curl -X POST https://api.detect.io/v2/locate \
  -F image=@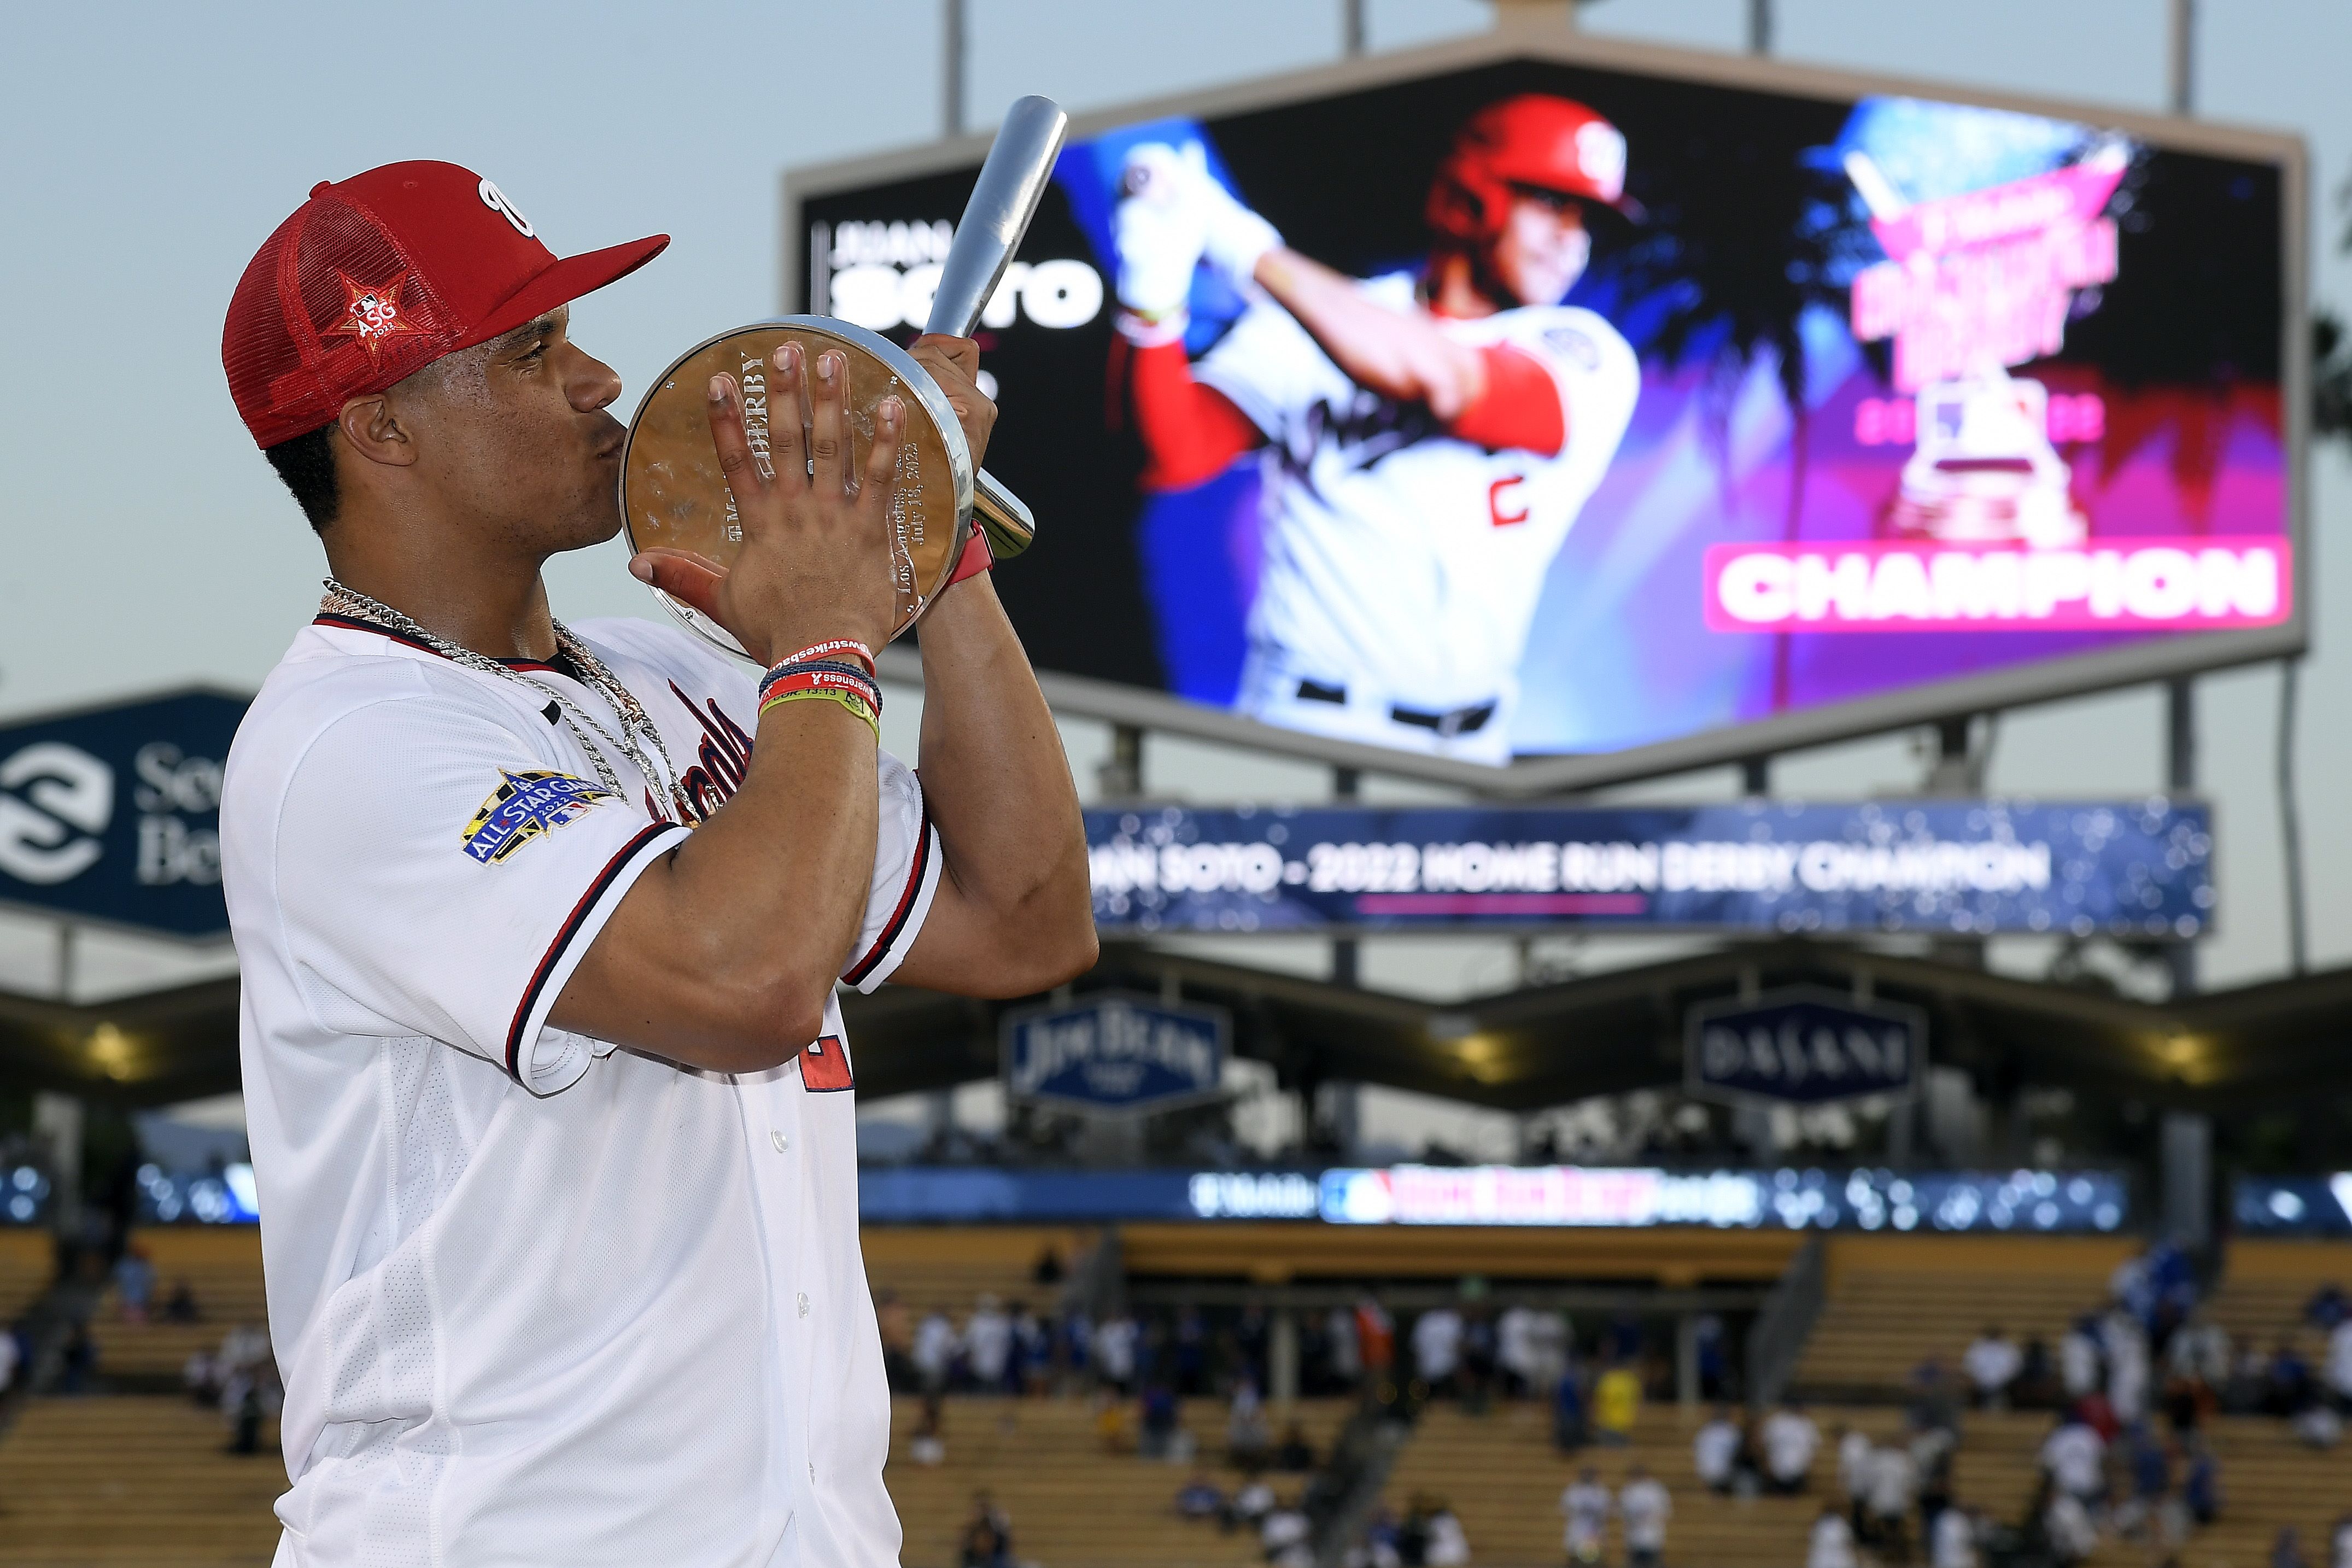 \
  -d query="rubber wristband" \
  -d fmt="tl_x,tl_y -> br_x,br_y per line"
757,668 -> 881,713
947,529 -> 994,588
774,639 -> 876,676
759,686 -> 879,741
